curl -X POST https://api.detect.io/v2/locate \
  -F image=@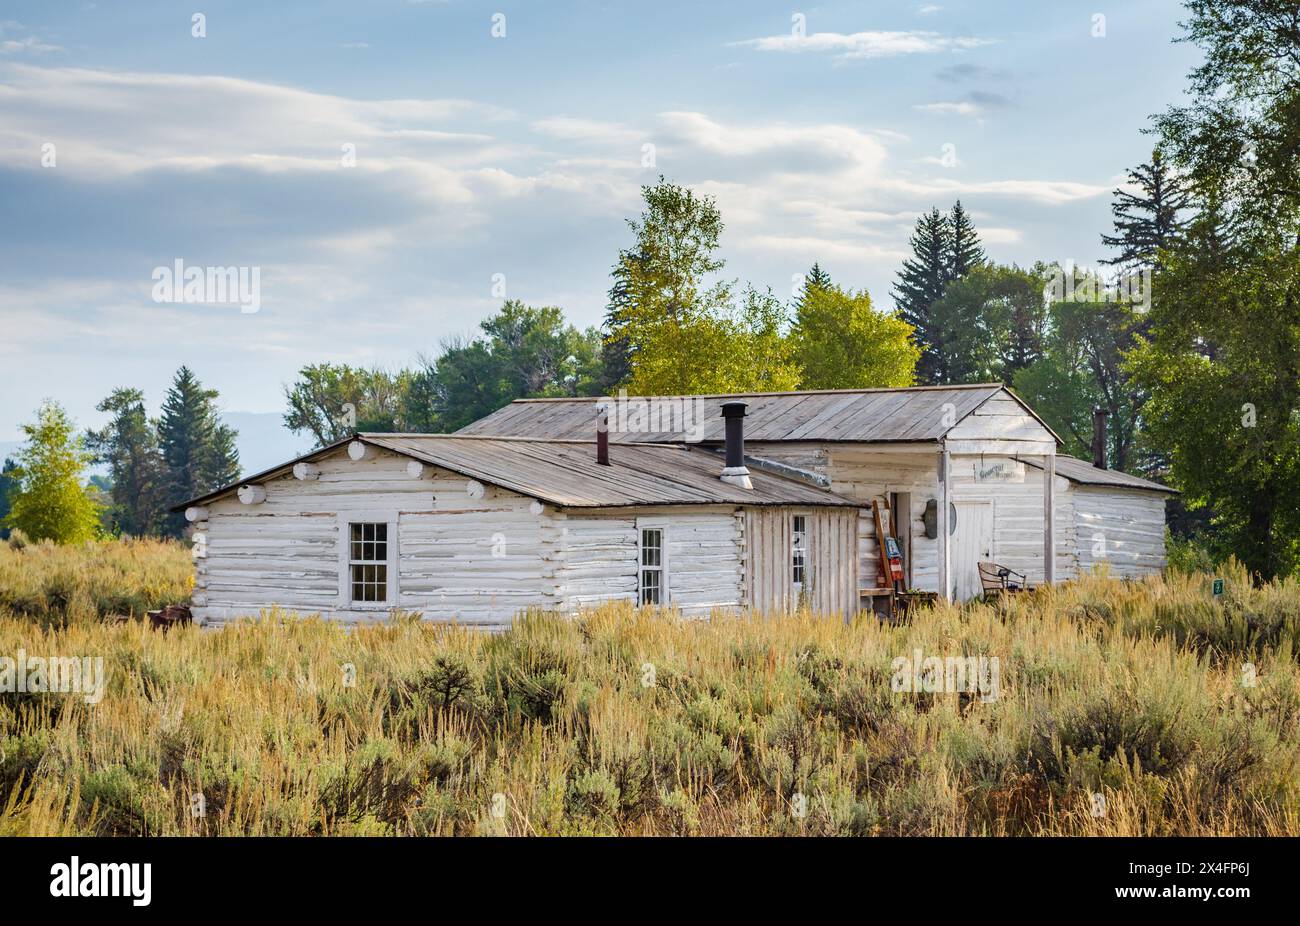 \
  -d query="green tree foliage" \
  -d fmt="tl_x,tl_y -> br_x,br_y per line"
423,301 -> 607,431
1101,148 -> 1190,272
0,458 -> 18,540
947,201 -> 986,279
922,263 -> 1046,385
283,364 -> 416,447
158,367 -> 241,537
1128,0 -> 1300,580
894,207 -> 950,383
792,284 -> 919,389
600,177 -> 801,395
86,388 -> 167,537
1013,281 -> 1143,469
3,401 -> 100,544
894,202 -> 989,384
